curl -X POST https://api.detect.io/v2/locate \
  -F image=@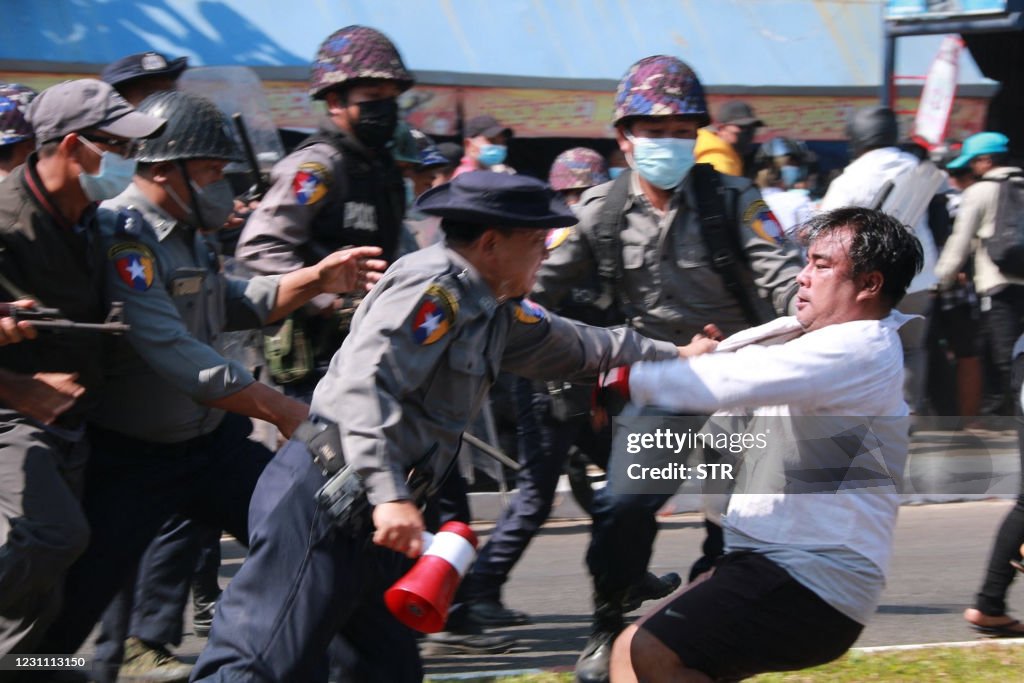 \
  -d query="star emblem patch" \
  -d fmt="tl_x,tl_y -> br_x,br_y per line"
545,227 -> 572,251
743,200 -> 785,245
411,283 -> 459,345
108,242 -> 155,291
293,162 -> 330,206
514,298 -> 546,324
